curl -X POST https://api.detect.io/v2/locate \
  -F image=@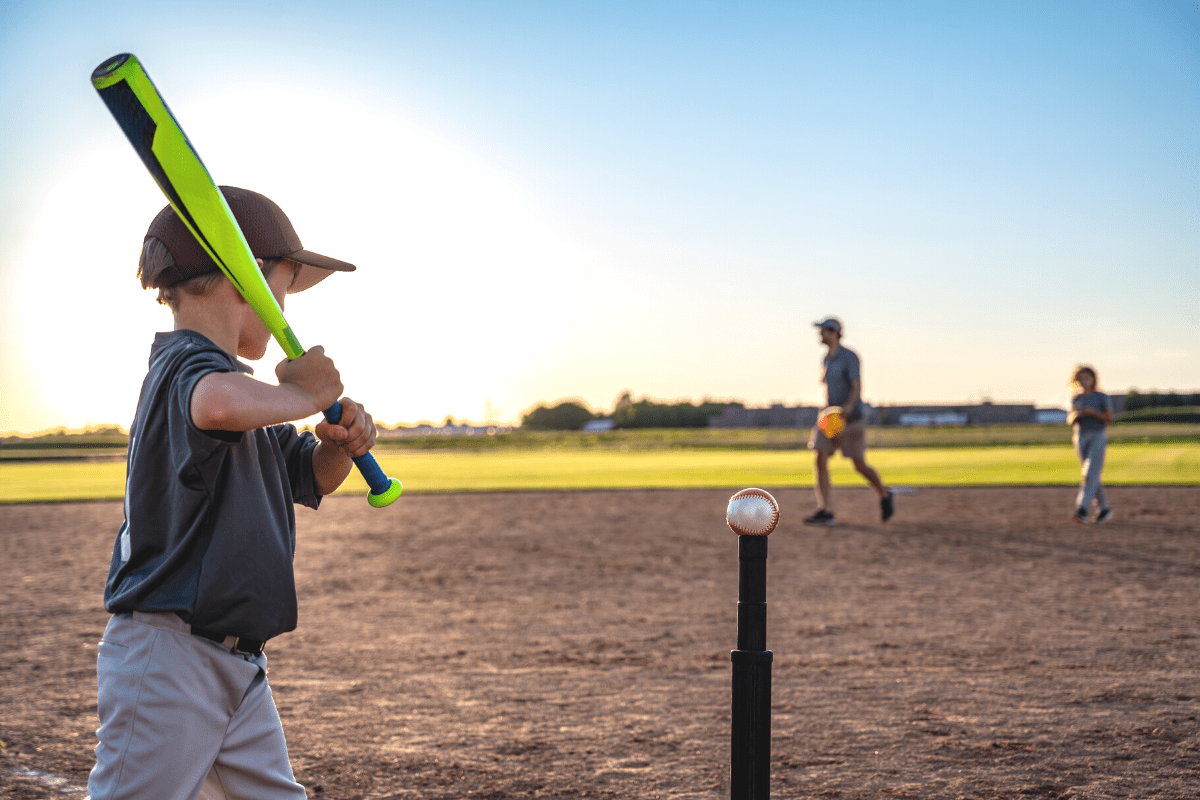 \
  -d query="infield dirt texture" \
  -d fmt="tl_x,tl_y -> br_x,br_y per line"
3,486 -> 1199,798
